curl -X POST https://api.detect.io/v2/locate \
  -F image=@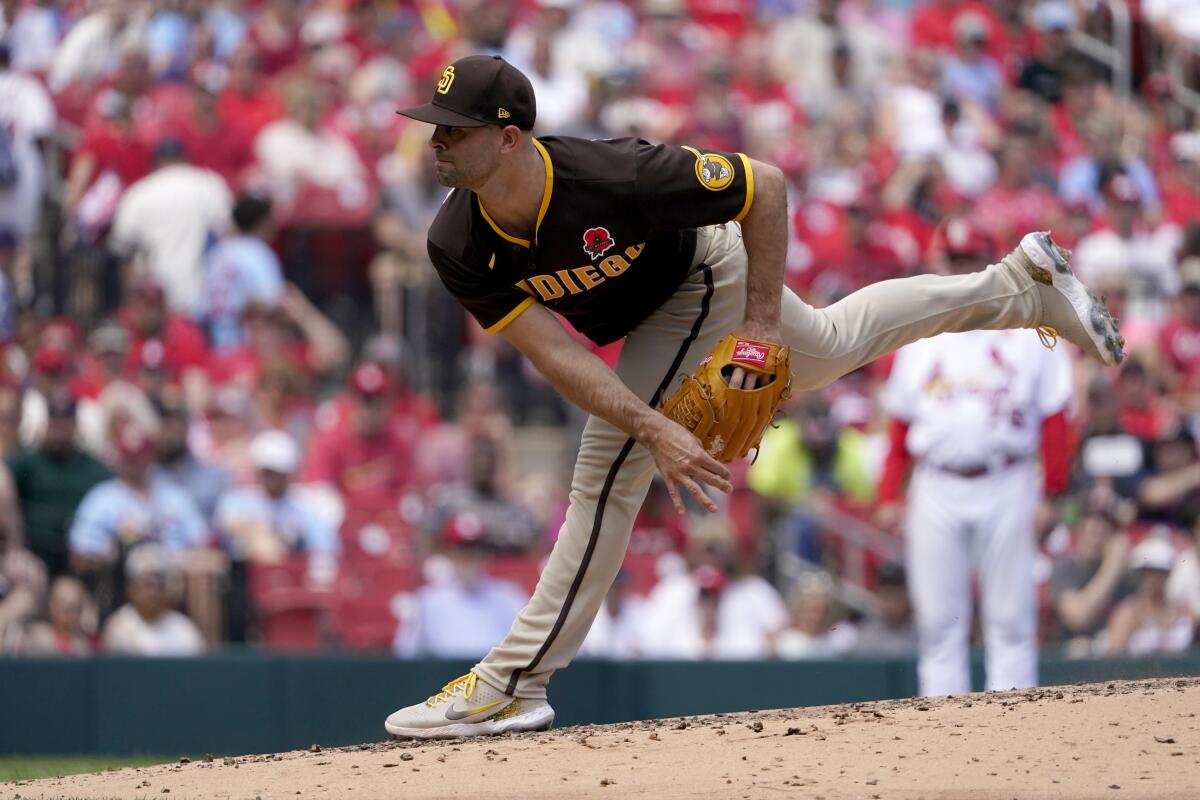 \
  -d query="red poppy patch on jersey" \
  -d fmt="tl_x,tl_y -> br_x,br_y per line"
582,227 -> 615,261
731,340 -> 769,368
